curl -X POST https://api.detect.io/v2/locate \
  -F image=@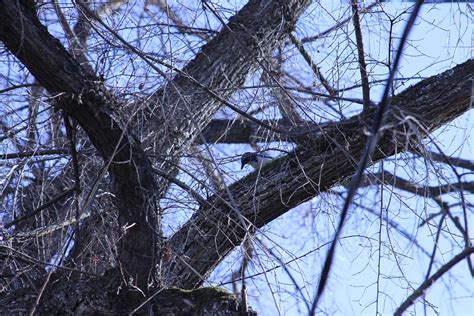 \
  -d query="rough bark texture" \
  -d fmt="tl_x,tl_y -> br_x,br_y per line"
0,273 -> 254,315
0,1 -> 158,289
143,0 -> 312,190
162,60 -> 473,288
